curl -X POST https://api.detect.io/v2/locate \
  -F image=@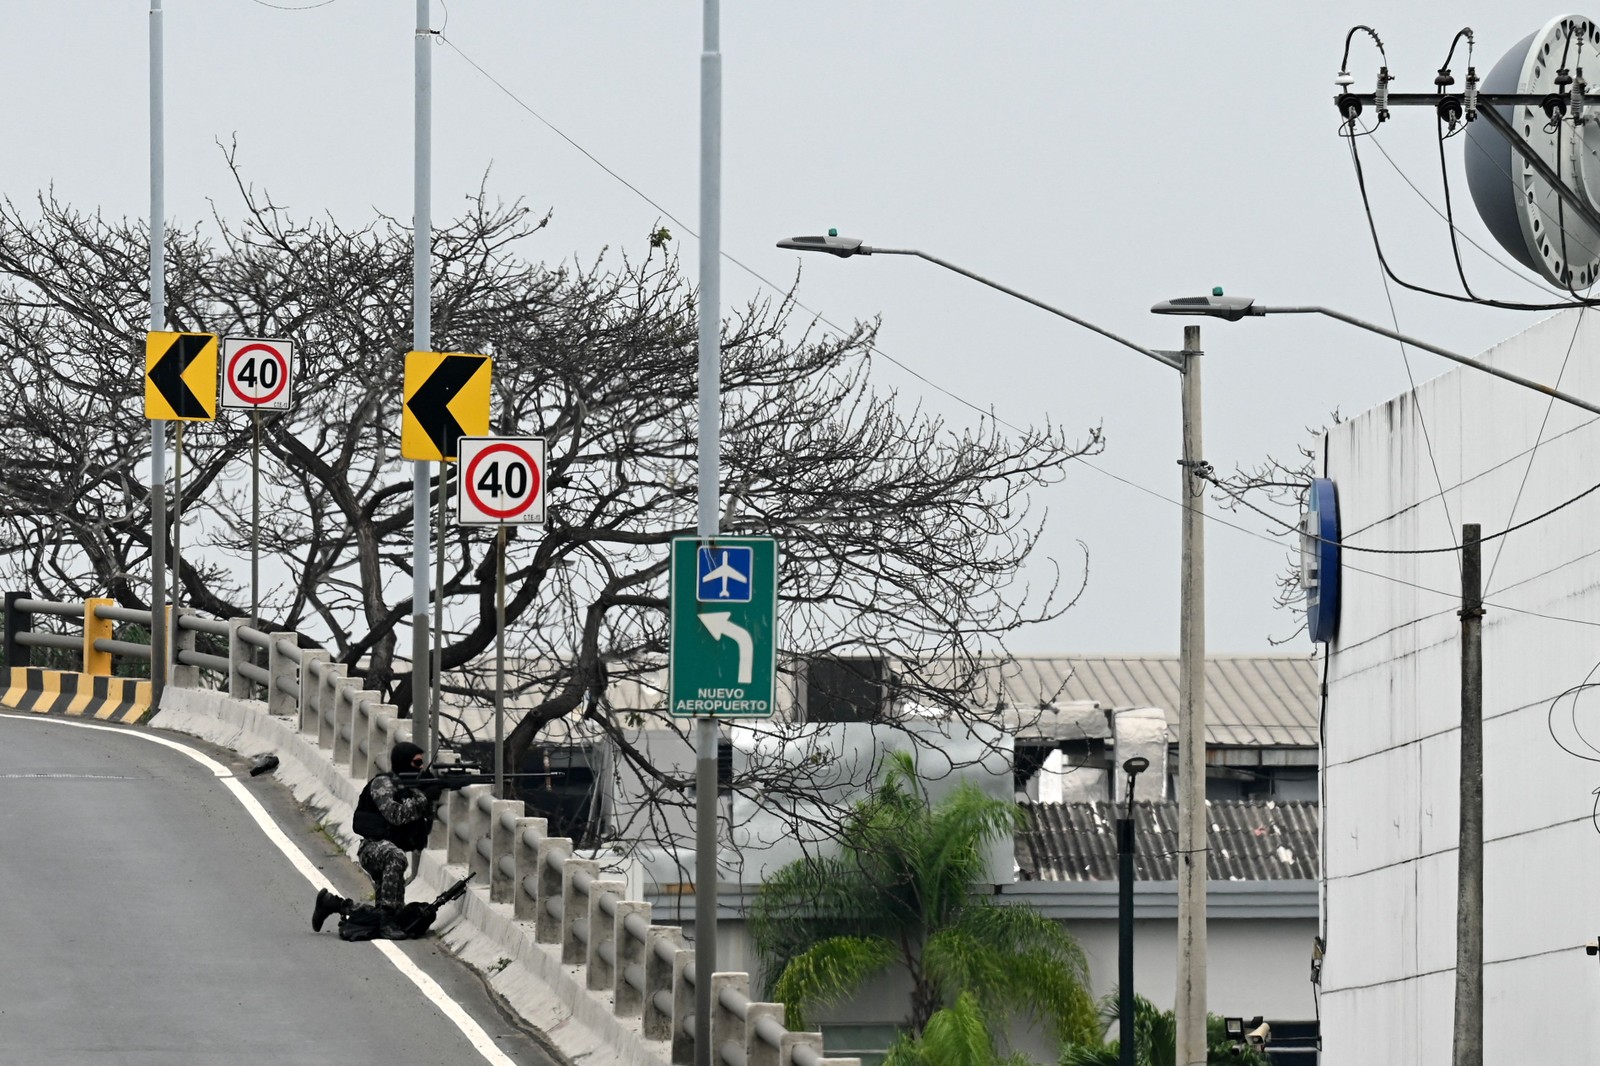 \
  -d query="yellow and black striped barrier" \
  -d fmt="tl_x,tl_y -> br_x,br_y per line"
1,667 -> 153,723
